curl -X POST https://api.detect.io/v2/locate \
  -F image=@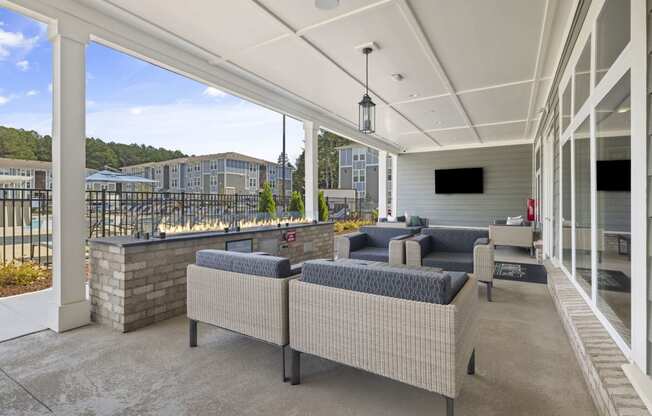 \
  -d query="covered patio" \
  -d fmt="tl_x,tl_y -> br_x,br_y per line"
0,0 -> 650,415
